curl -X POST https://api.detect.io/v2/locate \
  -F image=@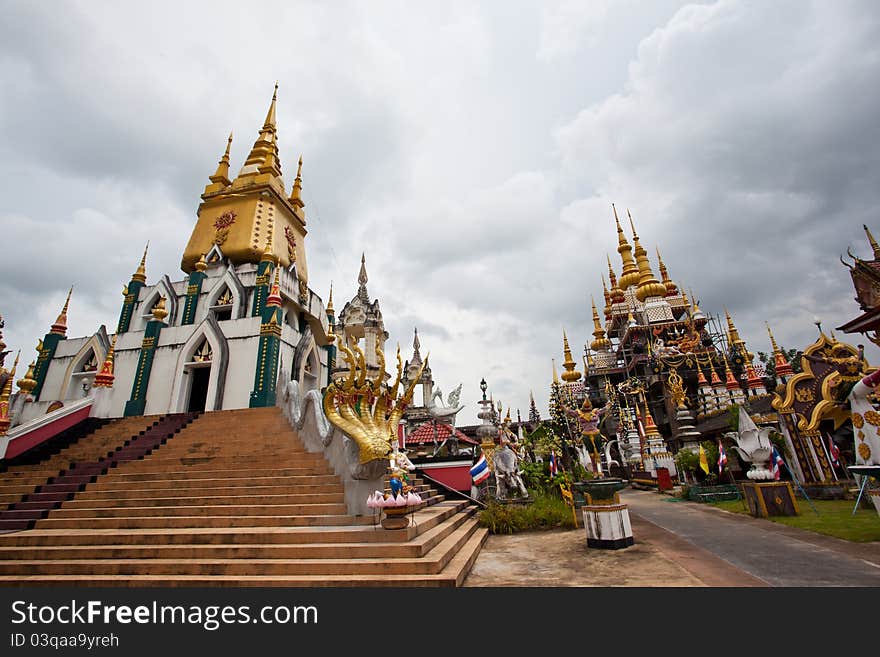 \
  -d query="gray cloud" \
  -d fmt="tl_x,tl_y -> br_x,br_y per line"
2,0 -> 879,422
